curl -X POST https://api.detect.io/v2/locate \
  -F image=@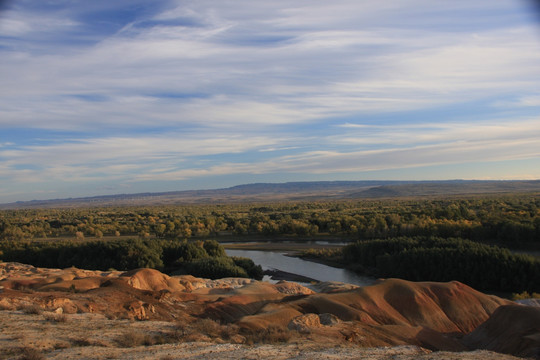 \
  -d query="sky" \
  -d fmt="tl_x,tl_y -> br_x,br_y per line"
1,0 -> 540,203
